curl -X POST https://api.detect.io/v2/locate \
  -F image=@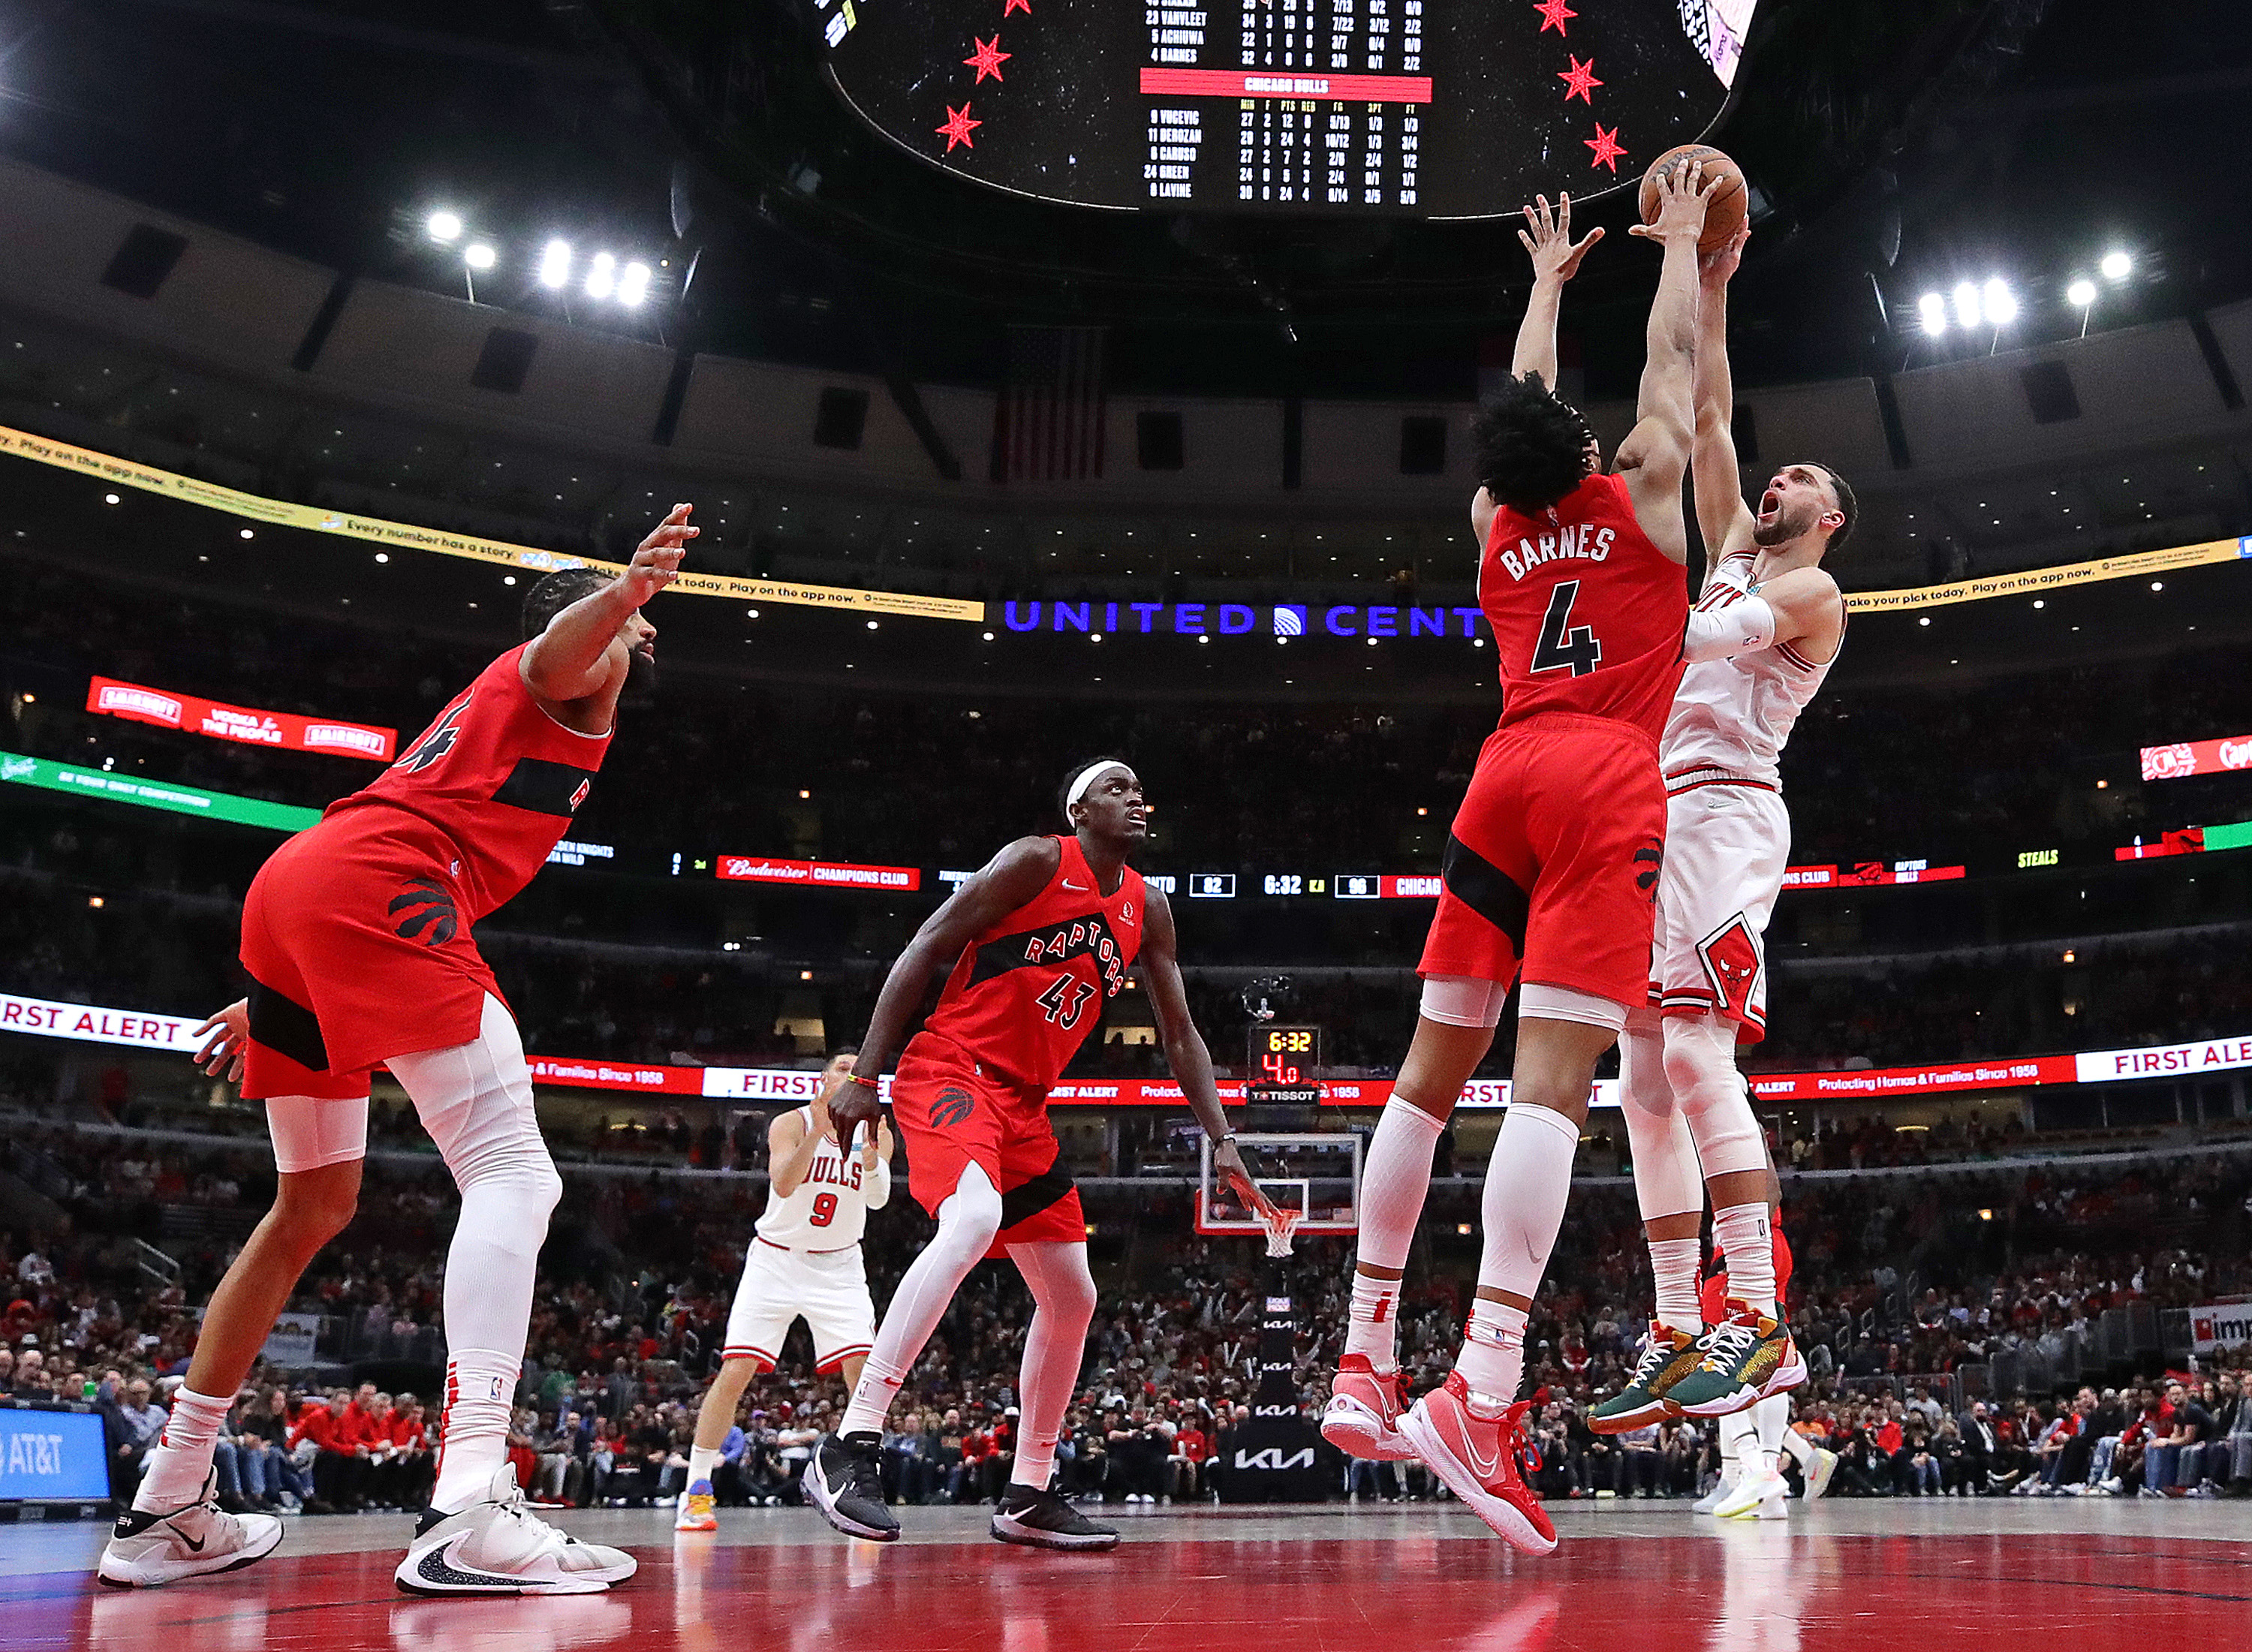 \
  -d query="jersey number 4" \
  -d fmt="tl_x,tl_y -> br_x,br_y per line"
1531,579 -> 1603,677
1037,972 -> 1099,1029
